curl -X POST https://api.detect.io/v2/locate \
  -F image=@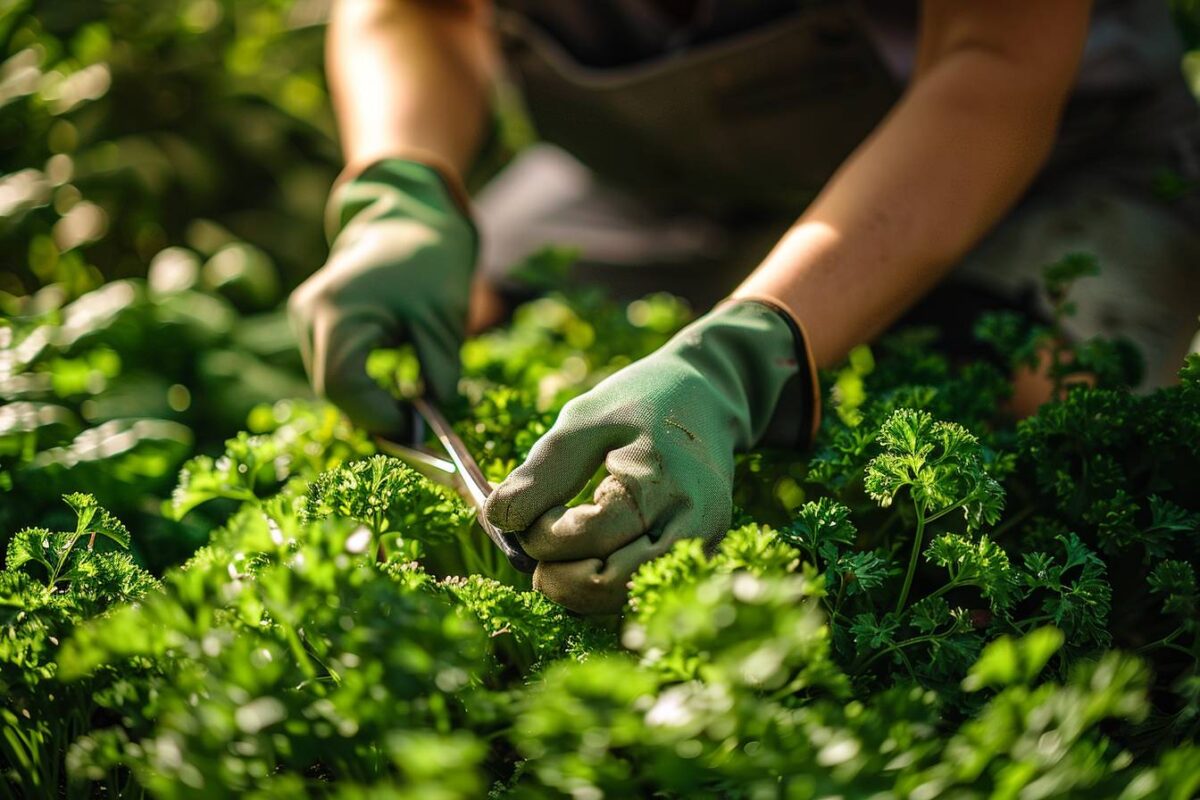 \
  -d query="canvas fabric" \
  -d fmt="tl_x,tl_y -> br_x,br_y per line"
289,160 -> 478,433
484,300 -> 812,613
